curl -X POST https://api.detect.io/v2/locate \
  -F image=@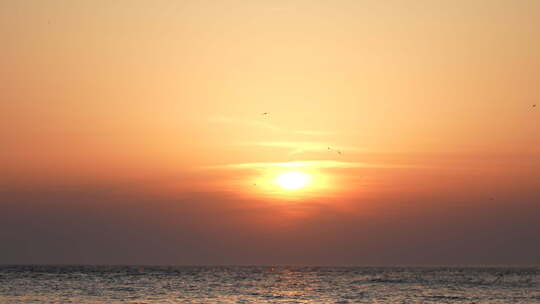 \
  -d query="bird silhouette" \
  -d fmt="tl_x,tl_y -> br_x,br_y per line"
328,147 -> 342,155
